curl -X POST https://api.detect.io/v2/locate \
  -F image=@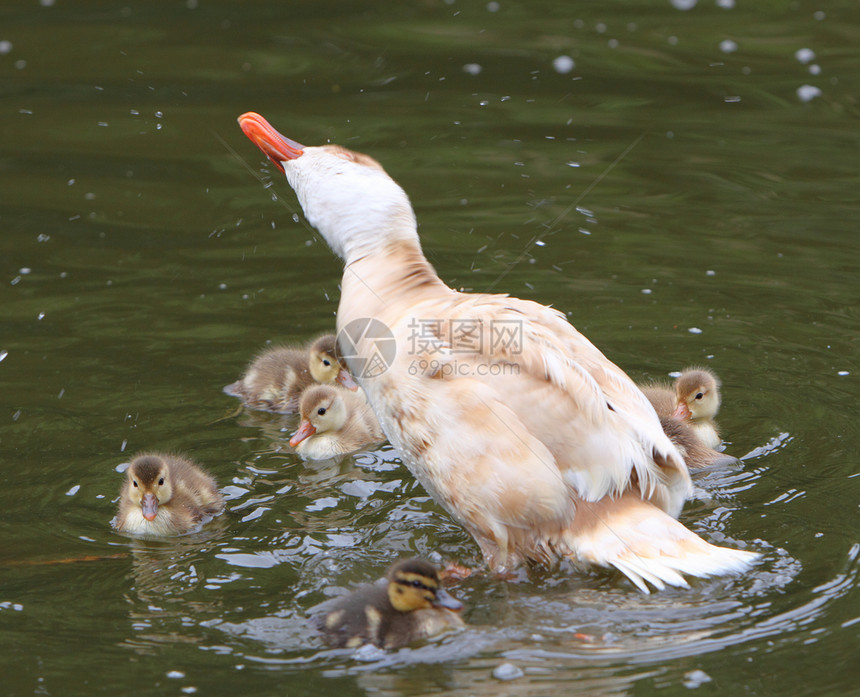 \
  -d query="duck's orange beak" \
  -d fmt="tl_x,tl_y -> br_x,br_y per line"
673,402 -> 692,420
141,493 -> 159,521
336,368 -> 359,392
290,420 -> 316,448
238,112 -> 304,174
